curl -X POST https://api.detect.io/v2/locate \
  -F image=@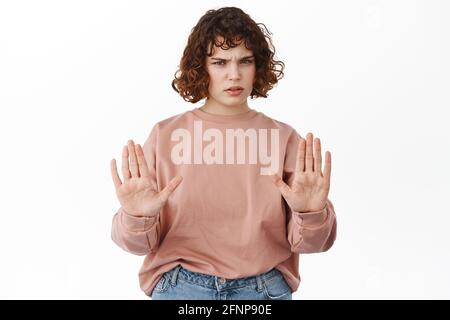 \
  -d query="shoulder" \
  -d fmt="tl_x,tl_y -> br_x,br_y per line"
156,110 -> 193,129
148,109 -> 195,135
255,110 -> 300,138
